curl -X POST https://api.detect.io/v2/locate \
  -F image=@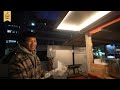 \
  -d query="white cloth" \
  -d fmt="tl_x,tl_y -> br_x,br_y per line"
42,61 -> 68,79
